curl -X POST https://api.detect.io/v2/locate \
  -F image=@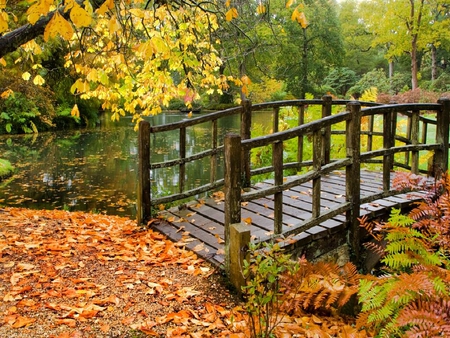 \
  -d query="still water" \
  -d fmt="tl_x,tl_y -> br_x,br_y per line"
0,111 -> 273,218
